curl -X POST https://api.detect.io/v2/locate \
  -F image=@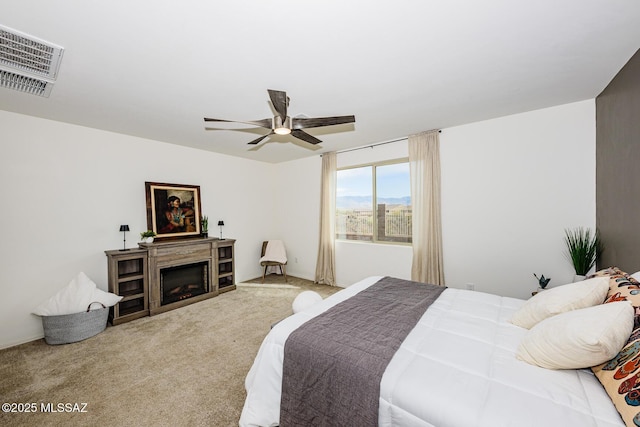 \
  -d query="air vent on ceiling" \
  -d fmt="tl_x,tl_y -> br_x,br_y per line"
0,69 -> 53,97
0,24 -> 63,97
0,24 -> 64,79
